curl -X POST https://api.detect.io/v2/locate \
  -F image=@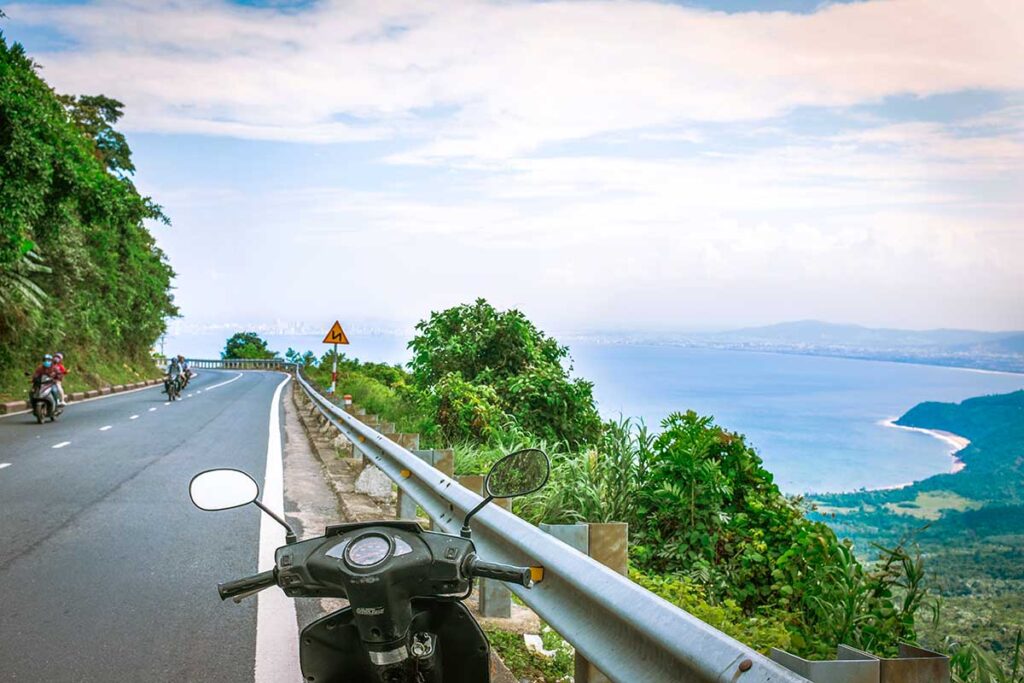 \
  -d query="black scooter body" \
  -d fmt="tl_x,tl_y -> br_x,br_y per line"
301,599 -> 490,683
